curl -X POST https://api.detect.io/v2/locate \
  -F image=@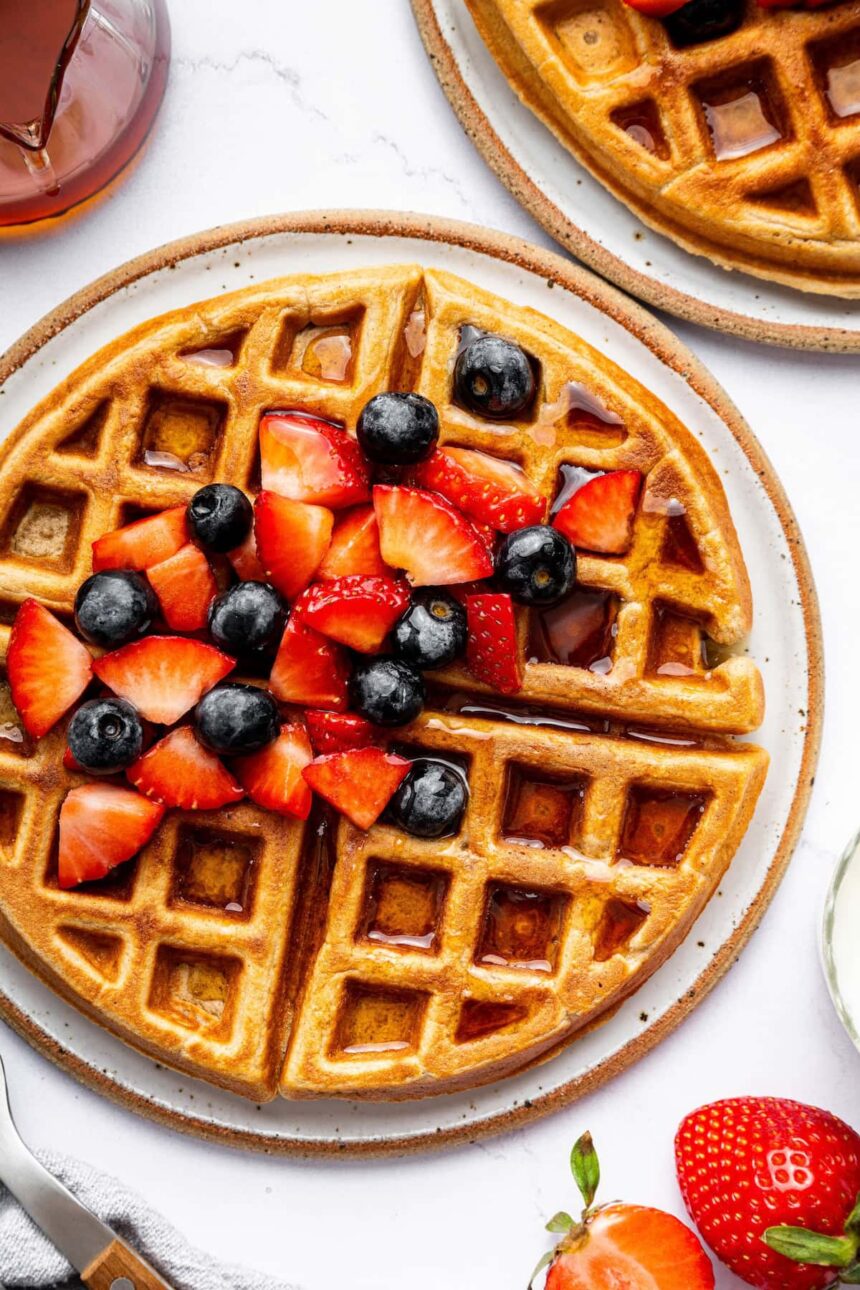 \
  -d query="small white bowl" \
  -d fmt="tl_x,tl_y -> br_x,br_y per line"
823,831 -> 860,1052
